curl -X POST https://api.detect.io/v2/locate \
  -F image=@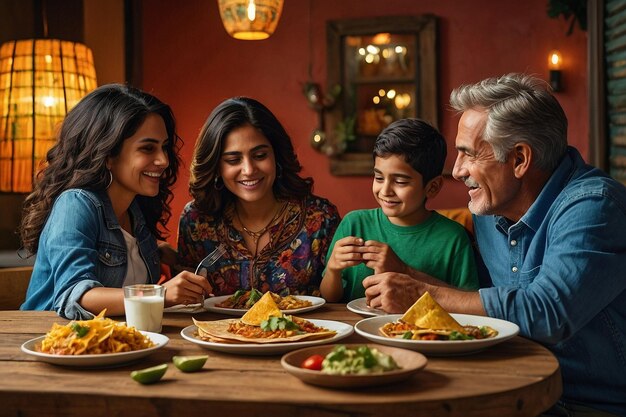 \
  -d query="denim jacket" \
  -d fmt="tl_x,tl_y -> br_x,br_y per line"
21,189 -> 160,320
476,147 -> 626,416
